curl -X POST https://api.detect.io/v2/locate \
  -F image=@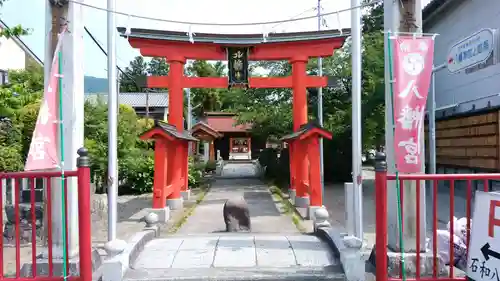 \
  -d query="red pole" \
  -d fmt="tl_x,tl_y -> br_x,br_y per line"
167,58 -> 185,204
288,141 -> 295,193
291,56 -> 309,204
308,138 -> 322,206
182,142 -> 189,191
167,140 -> 183,203
375,152 -> 388,281
168,58 -> 185,131
152,139 -> 167,208
76,148 -> 92,281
